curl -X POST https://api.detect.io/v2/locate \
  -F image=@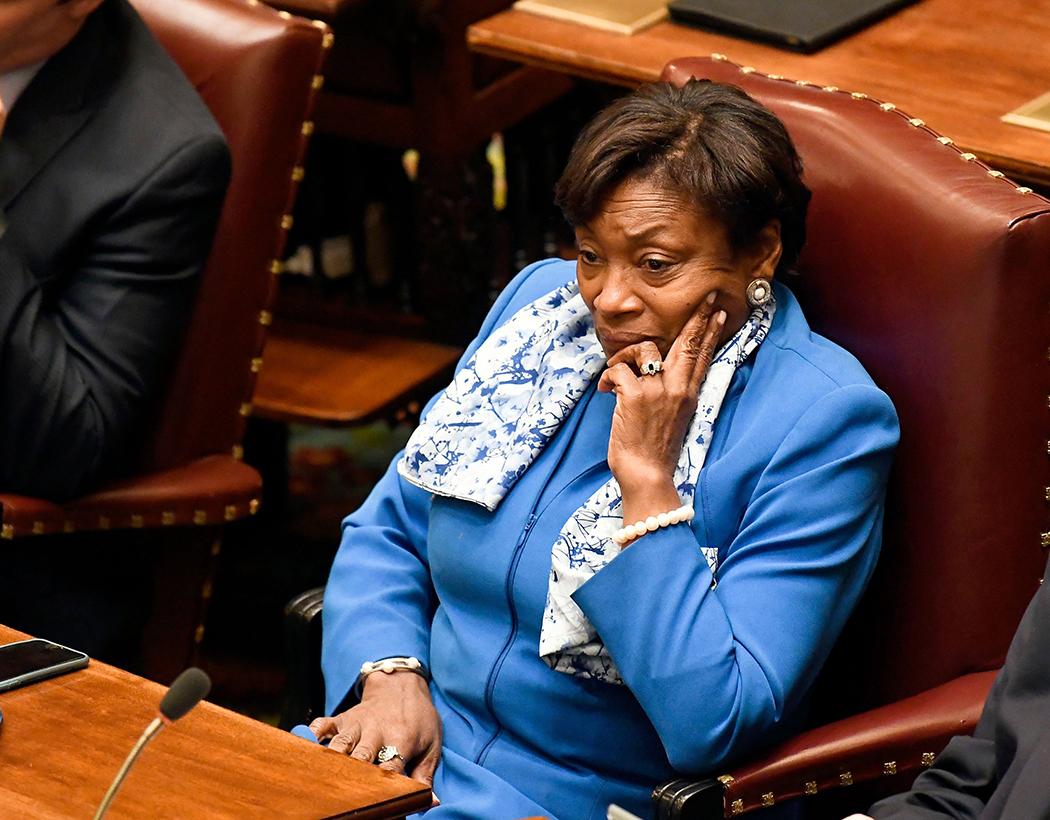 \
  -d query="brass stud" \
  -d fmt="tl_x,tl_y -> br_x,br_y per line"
731,800 -> 744,815
225,505 -> 237,522
302,121 -> 315,136
795,79 -> 811,86
131,515 -> 144,528
804,782 -> 818,795
851,91 -> 868,99
194,624 -> 206,644
1045,487 -> 1050,502
1046,439 -> 1050,455
250,358 -> 263,373
710,52 -> 727,60
717,775 -> 736,786
193,510 -> 208,525
740,66 -> 756,74
960,152 -> 977,161
988,170 -> 1005,178
1017,186 -> 1034,194
259,310 -> 273,326
938,136 -> 954,145
281,215 -> 294,231
908,118 -> 924,127
202,580 -> 213,600
292,166 -> 305,182
884,761 -> 897,775
232,444 -> 244,461
99,516 -> 111,530
761,793 -> 775,808
277,9 -> 291,18
1042,532 -> 1050,547
32,521 -> 44,535
322,32 -> 334,49
840,772 -> 853,787
271,259 -> 285,275
311,18 -> 327,29
767,74 -> 783,80
921,752 -> 935,767
249,499 -> 261,515
211,541 -> 222,557
161,511 -> 176,526
823,85 -> 839,92
879,102 -> 896,111
63,520 -> 75,534
311,74 -> 325,91
1,524 -> 13,540
239,402 -> 253,417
